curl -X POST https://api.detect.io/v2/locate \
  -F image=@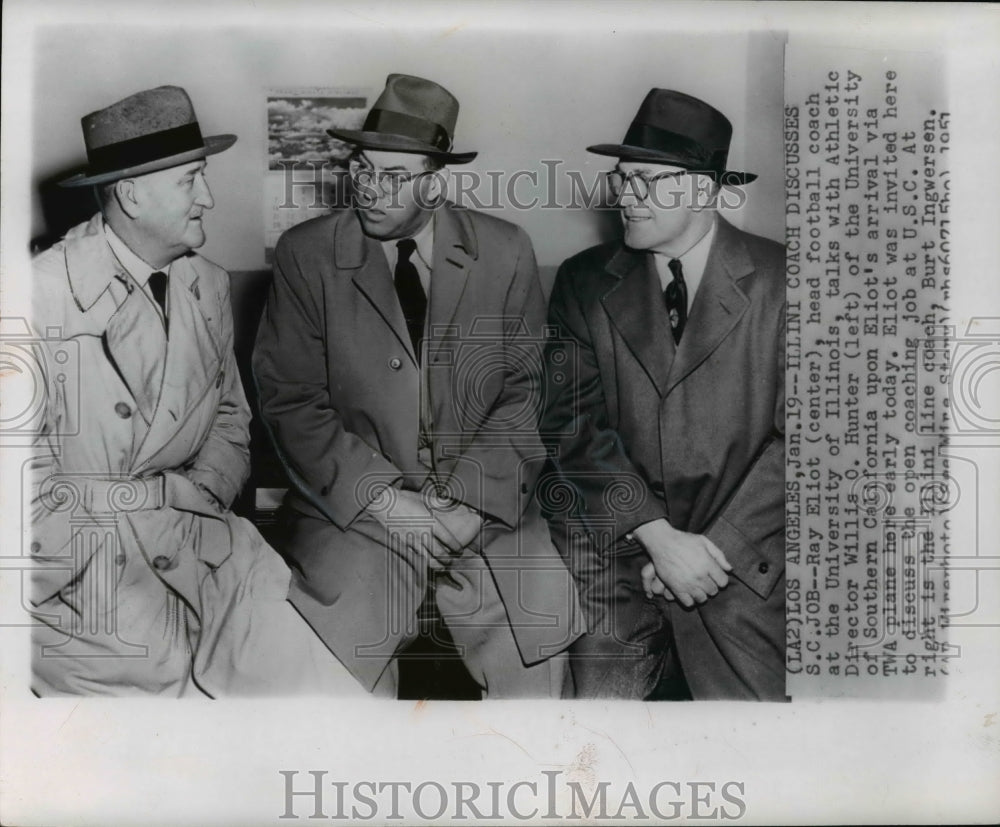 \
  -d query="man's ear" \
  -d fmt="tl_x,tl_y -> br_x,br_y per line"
689,174 -> 719,213
113,178 -> 141,219
421,166 -> 451,206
